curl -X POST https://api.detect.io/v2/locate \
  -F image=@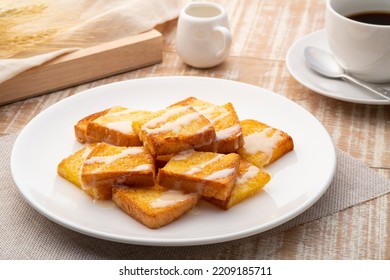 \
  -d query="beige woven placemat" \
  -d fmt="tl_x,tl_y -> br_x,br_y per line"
1,133 -> 389,259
